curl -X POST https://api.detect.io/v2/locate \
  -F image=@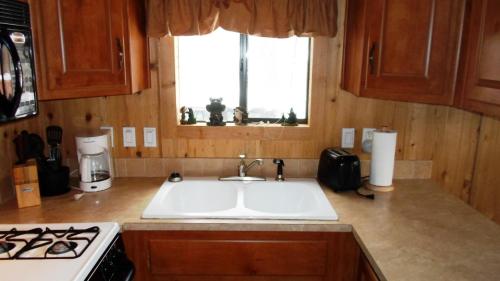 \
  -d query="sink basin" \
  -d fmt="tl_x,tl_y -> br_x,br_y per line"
143,180 -> 238,216
244,182 -> 320,214
142,178 -> 337,220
